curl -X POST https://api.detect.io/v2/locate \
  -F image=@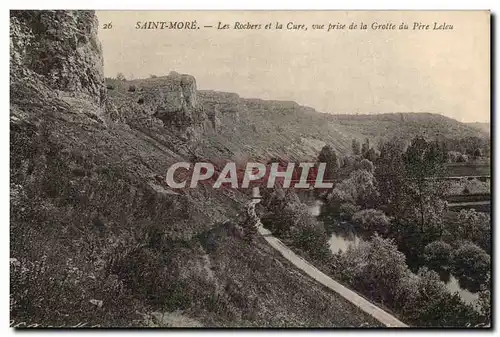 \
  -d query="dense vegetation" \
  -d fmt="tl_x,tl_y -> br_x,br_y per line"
260,135 -> 491,327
